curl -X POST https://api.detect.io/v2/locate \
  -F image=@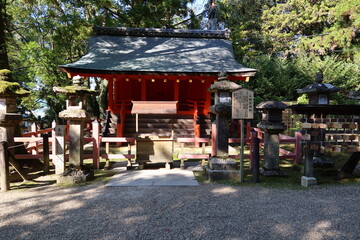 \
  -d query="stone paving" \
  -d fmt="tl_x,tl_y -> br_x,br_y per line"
106,168 -> 199,187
